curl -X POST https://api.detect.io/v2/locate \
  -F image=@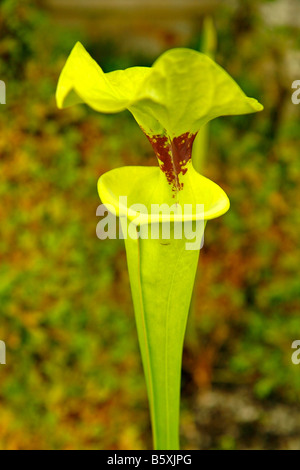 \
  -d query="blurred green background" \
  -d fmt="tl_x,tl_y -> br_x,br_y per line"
1,0 -> 300,450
